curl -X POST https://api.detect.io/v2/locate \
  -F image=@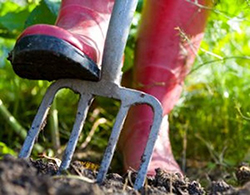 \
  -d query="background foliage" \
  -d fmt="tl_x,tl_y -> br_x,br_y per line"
0,0 -> 249,185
